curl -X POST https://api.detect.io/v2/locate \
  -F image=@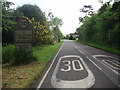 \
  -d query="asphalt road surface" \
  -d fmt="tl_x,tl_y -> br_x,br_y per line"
36,40 -> 120,90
